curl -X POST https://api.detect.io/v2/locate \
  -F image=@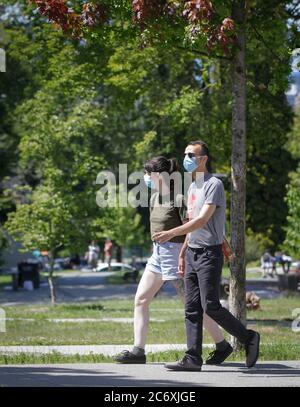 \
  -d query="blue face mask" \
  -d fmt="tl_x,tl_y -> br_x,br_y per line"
144,174 -> 156,189
183,156 -> 198,173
